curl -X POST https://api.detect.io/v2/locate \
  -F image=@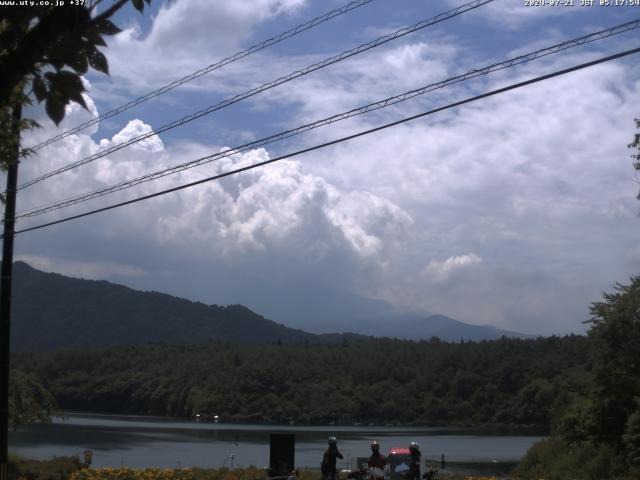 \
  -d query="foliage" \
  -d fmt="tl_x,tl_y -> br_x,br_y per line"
0,90 -> 39,175
586,276 -> 640,446
65,468 -> 504,480
8,368 -> 58,429
71,468 -> 196,480
70,467 -> 269,480
67,467 -> 498,480
9,463 -> 498,480
516,276 -> 640,479
513,436 -> 620,480
0,0 -> 151,169
623,402 -> 640,476
7,454 -> 82,480
630,118 -> 640,199
13,335 -> 591,429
